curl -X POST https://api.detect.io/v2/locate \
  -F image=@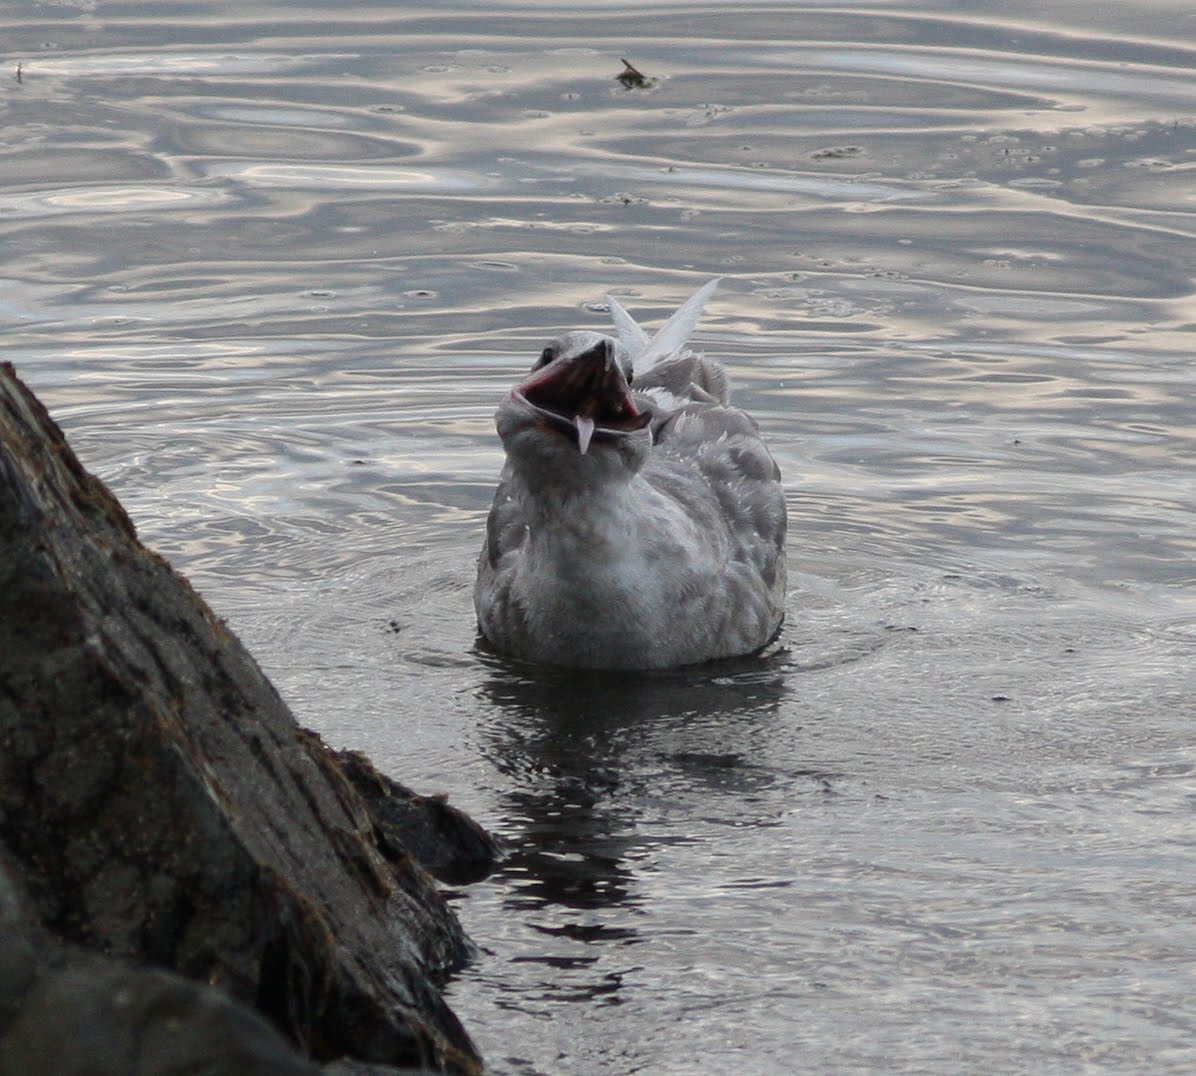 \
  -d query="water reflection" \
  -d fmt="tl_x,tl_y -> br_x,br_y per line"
473,653 -> 790,948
